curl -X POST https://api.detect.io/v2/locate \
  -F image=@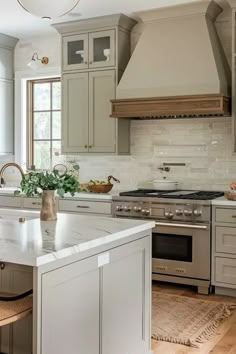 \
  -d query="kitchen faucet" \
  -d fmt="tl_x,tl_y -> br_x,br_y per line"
0,163 -> 24,187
